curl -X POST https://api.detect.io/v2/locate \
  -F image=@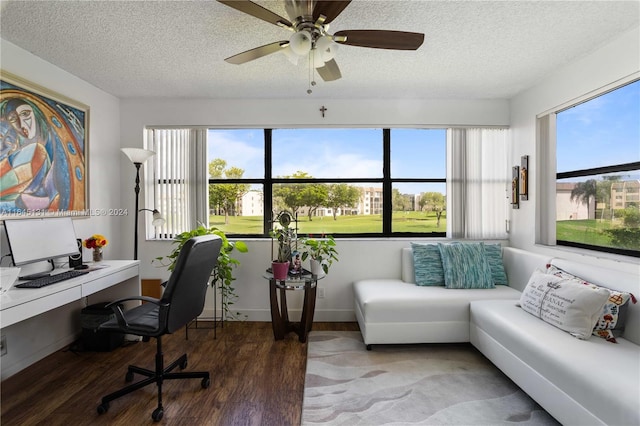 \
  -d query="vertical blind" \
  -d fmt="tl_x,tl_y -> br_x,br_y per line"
146,128 -> 208,238
447,128 -> 510,239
